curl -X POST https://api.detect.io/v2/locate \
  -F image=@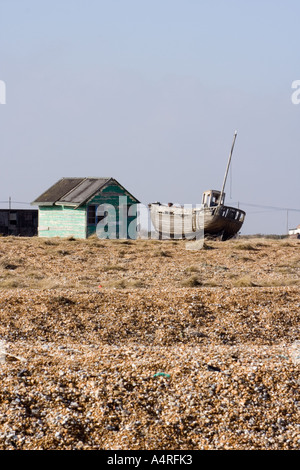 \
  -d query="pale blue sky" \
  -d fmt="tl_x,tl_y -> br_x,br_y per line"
0,0 -> 300,234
